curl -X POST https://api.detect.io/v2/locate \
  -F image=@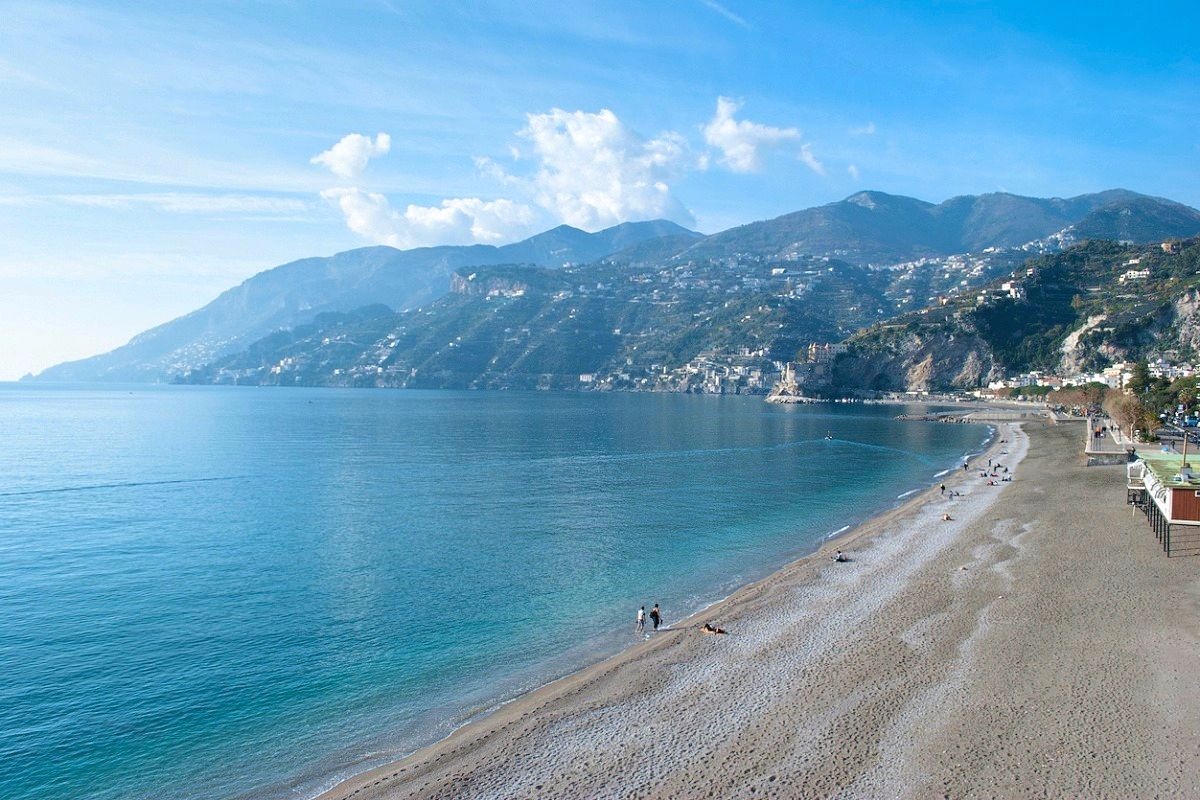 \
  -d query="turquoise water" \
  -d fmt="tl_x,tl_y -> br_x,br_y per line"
0,386 -> 987,800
